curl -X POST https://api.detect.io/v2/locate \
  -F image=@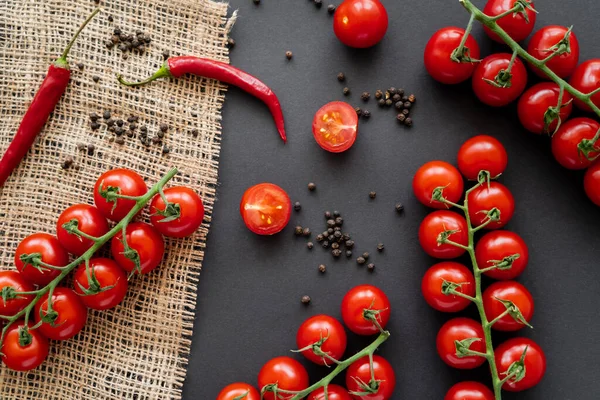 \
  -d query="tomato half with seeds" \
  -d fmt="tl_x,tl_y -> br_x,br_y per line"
346,355 -> 395,400
551,117 -> 600,170
150,186 -> 204,237
444,381 -> 494,400
472,54 -> 528,107
418,211 -> 468,259
93,168 -> 147,222
258,356 -> 309,400
56,204 -> 110,256
217,383 -> 260,400
1,322 -> 49,371
424,27 -> 481,85
475,230 -> 528,280
517,82 -> 573,134
527,25 -> 579,79
457,135 -> 508,180
569,59 -> 600,111
483,281 -> 534,331
436,317 -> 486,370
333,0 -> 388,49
341,284 -> 391,336
33,287 -> 88,341
413,161 -> 464,209
111,222 -> 165,275
312,102 -> 359,153
240,183 -> 291,235
309,385 -> 352,400
296,314 -> 347,365
467,182 -> 515,229
421,262 -> 475,313
495,337 -> 546,391
14,233 -> 69,286
584,160 -> 600,206
73,258 -> 128,310
0,271 -> 33,317
483,0 -> 537,43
